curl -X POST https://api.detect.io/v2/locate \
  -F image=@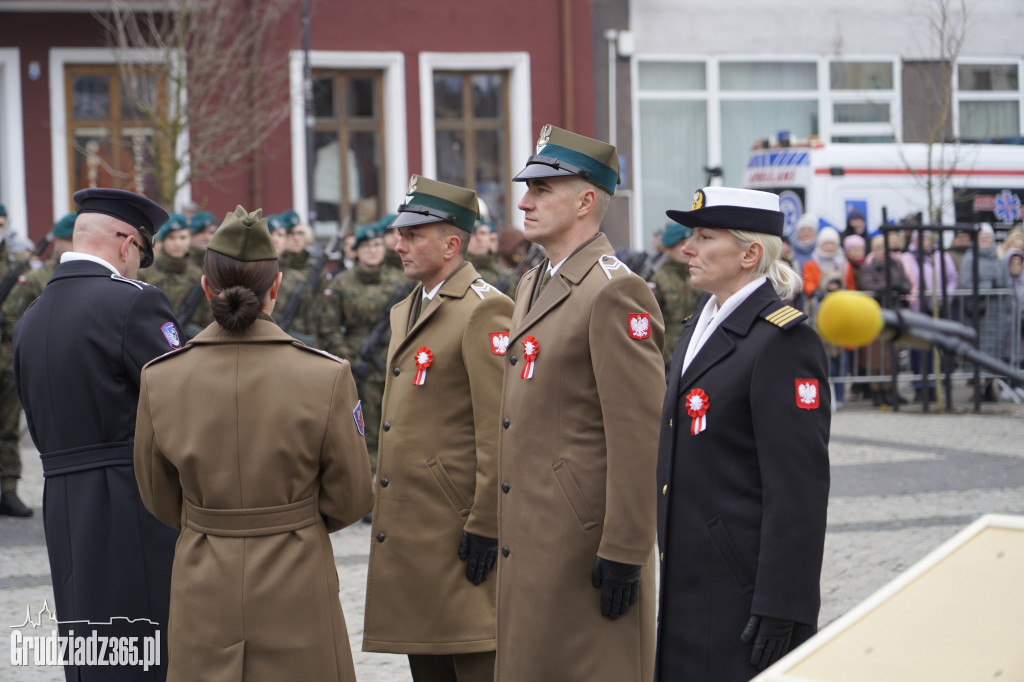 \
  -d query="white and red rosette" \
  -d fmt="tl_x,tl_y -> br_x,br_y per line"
413,346 -> 433,386
520,336 -> 539,380
685,388 -> 710,435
